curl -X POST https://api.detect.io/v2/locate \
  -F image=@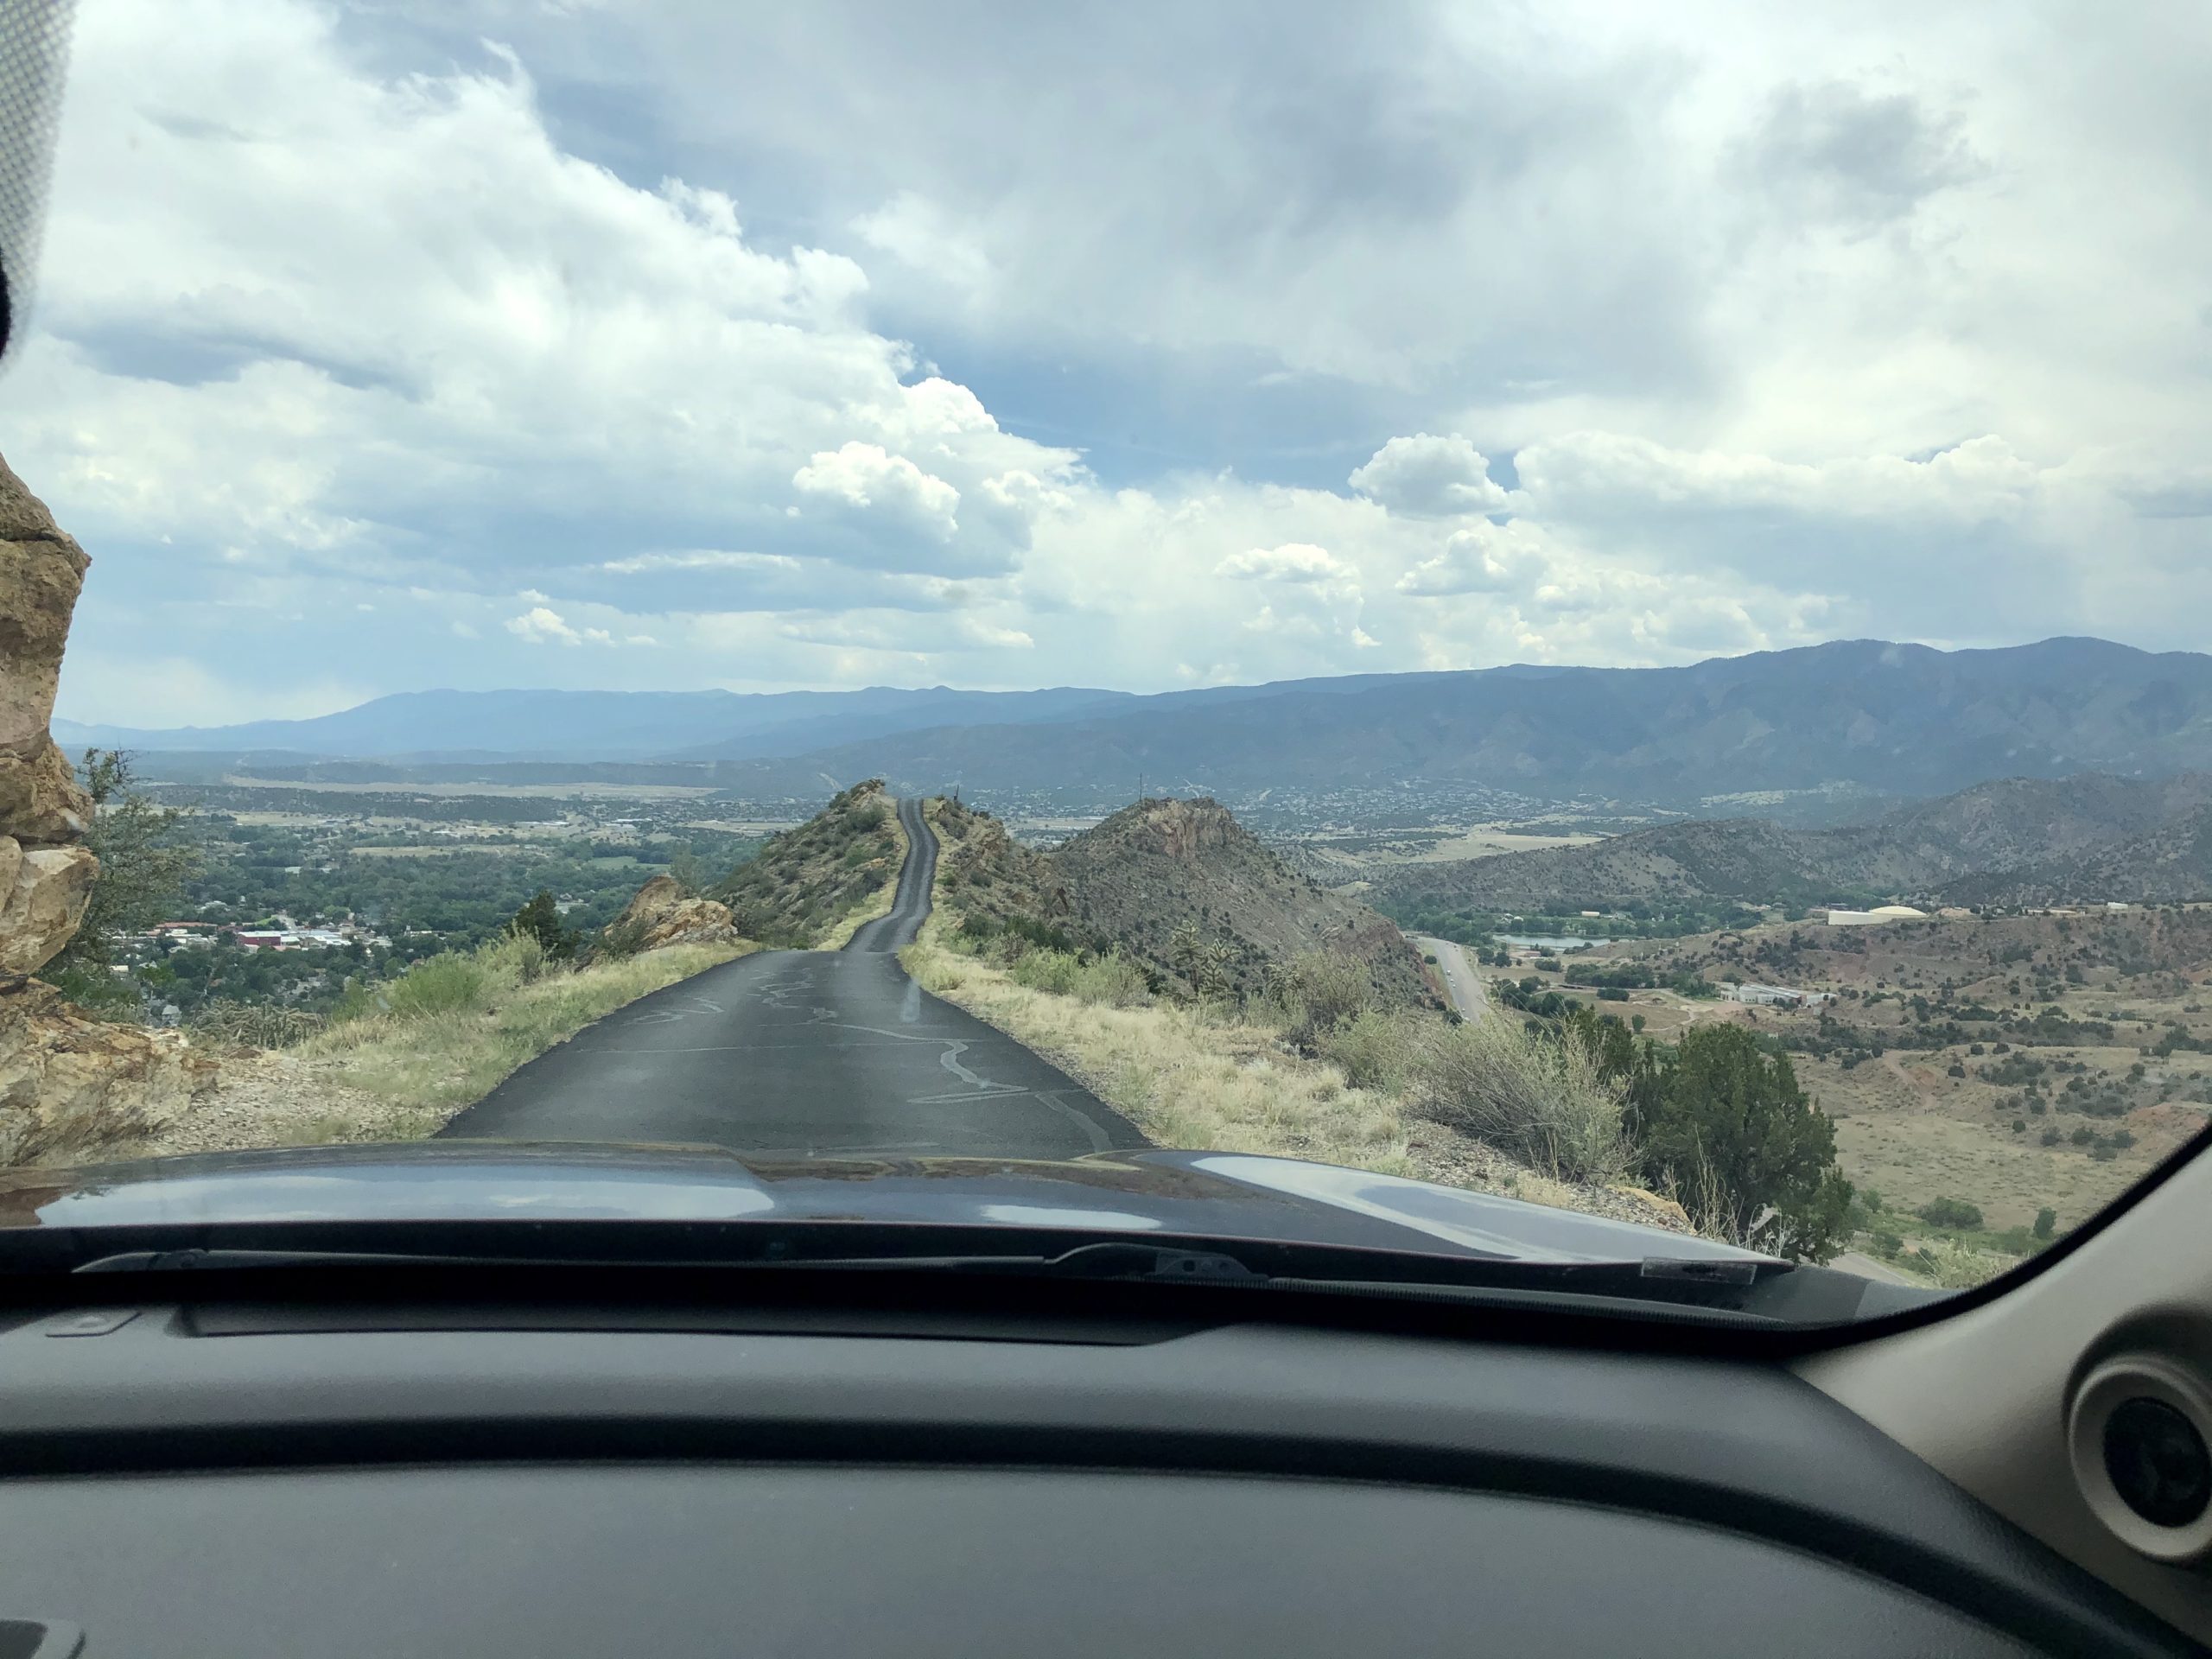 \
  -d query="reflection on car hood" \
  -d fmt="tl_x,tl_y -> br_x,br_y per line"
0,1141 -> 1767,1266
